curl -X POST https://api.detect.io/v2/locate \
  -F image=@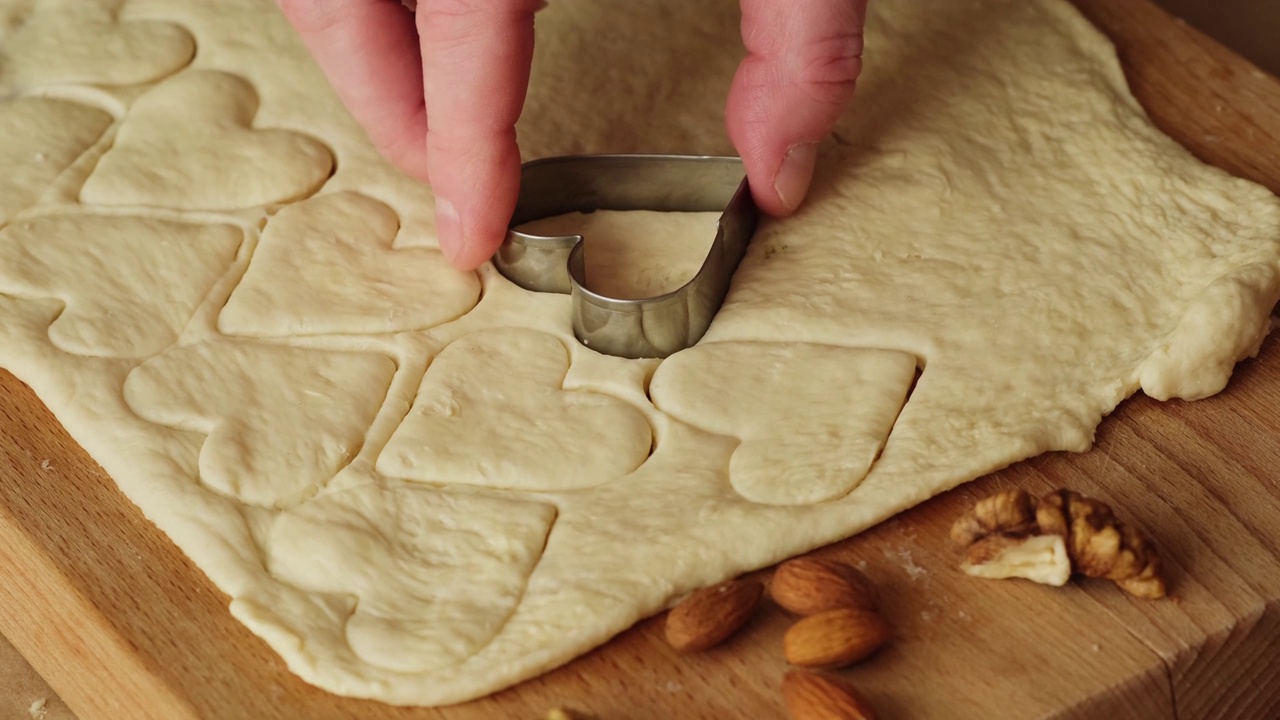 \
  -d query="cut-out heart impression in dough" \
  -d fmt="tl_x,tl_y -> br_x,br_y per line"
378,328 -> 652,491
0,213 -> 241,358
0,97 -> 112,226
266,484 -> 556,674
650,342 -> 919,505
219,192 -> 479,337
124,340 -> 396,508
0,0 -> 194,93
80,70 -> 333,211
516,210 -> 721,300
